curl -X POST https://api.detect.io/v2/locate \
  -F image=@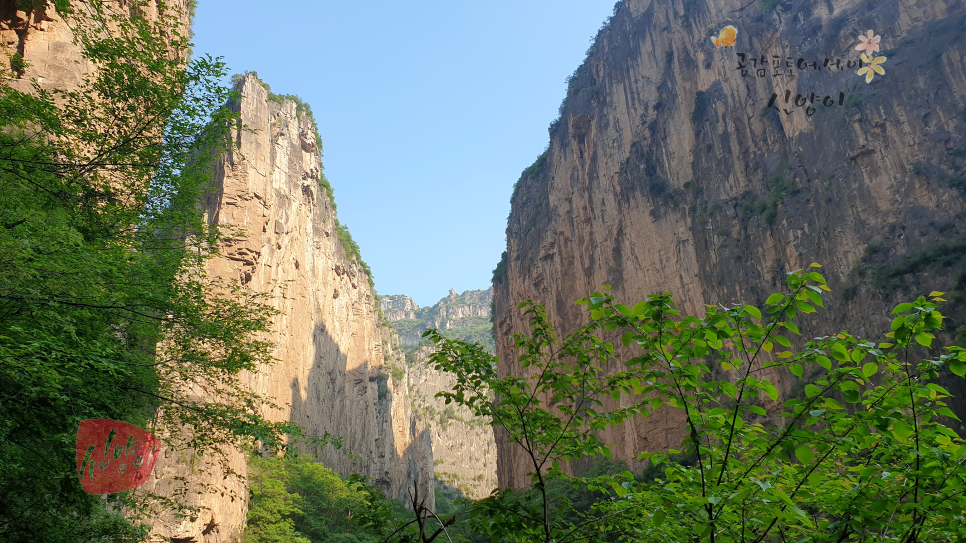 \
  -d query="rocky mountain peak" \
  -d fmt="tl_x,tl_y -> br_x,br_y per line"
381,288 -> 494,351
